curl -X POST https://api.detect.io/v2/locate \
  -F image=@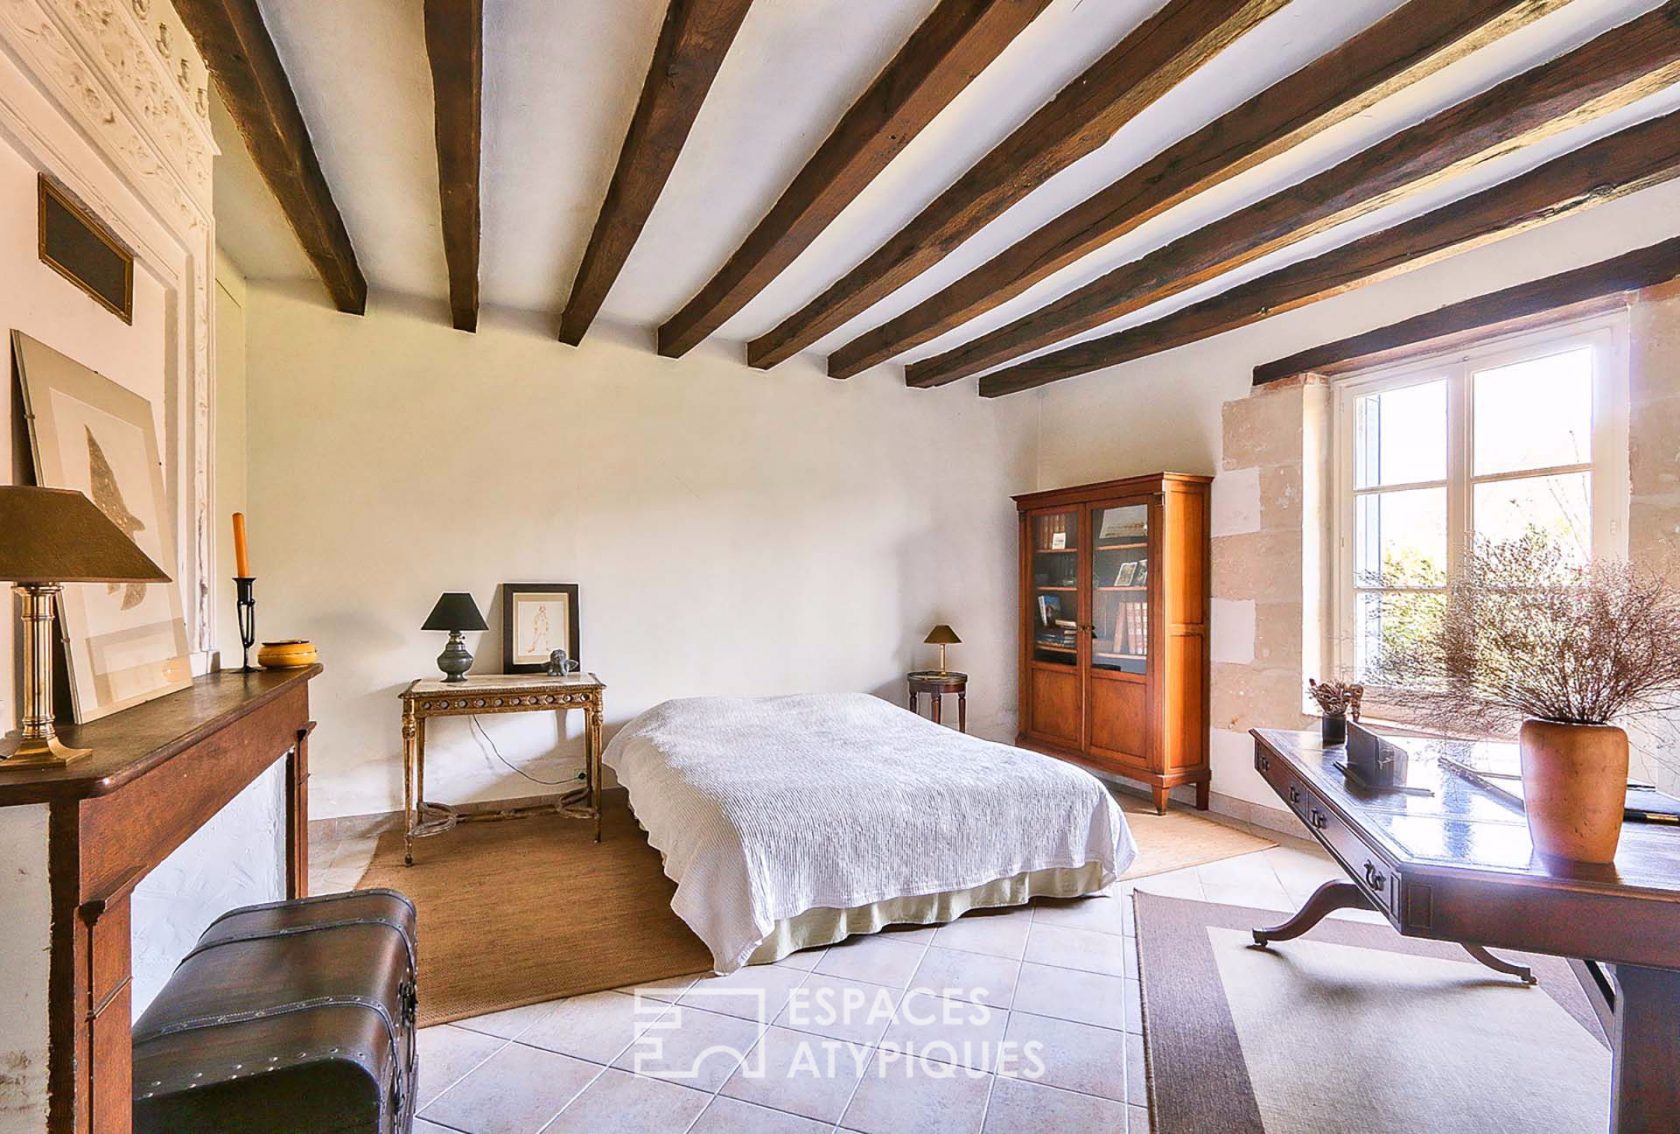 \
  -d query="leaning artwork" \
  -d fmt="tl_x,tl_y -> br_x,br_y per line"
13,331 -> 191,721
